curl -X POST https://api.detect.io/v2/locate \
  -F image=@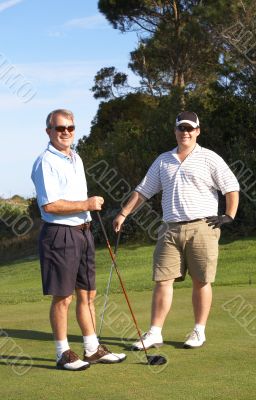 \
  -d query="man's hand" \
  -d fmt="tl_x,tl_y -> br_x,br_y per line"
206,214 -> 233,229
113,213 -> 126,232
85,196 -> 104,211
